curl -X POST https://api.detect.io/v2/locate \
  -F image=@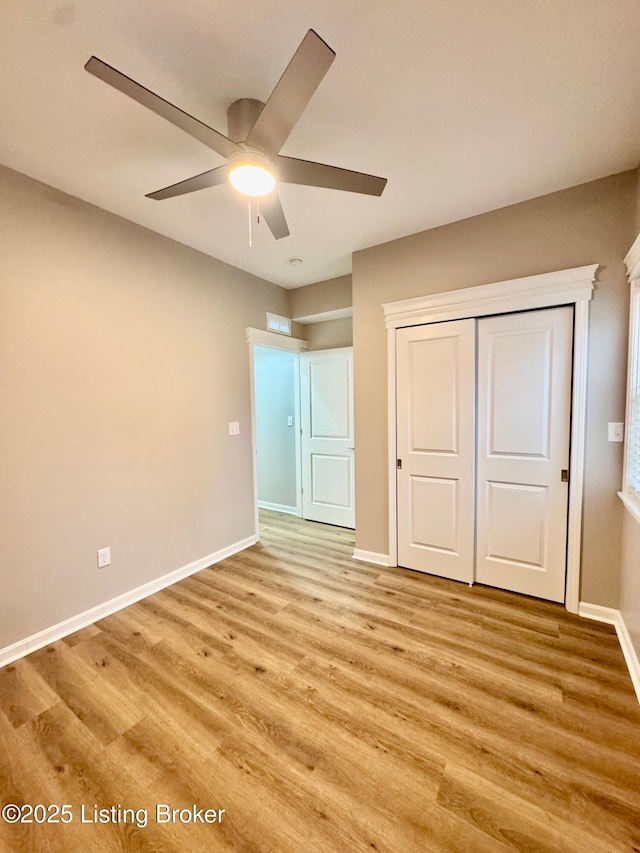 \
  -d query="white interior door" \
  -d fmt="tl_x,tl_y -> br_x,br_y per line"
300,348 -> 355,528
476,307 -> 573,603
396,320 -> 476,582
